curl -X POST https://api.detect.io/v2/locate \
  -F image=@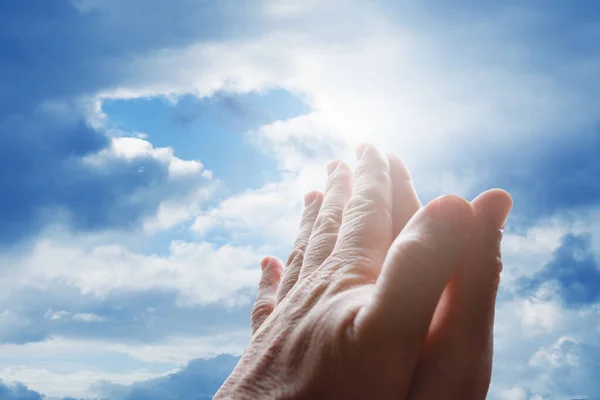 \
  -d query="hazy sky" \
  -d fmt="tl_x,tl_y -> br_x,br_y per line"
1,1 -> 600,399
